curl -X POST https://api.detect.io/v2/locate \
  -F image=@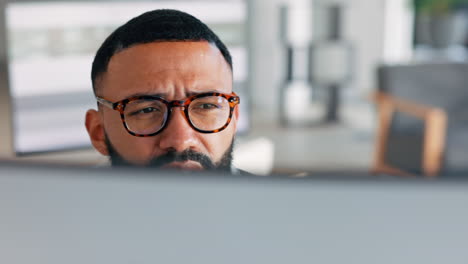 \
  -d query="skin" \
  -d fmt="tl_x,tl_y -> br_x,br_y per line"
85,41 -> 238,170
